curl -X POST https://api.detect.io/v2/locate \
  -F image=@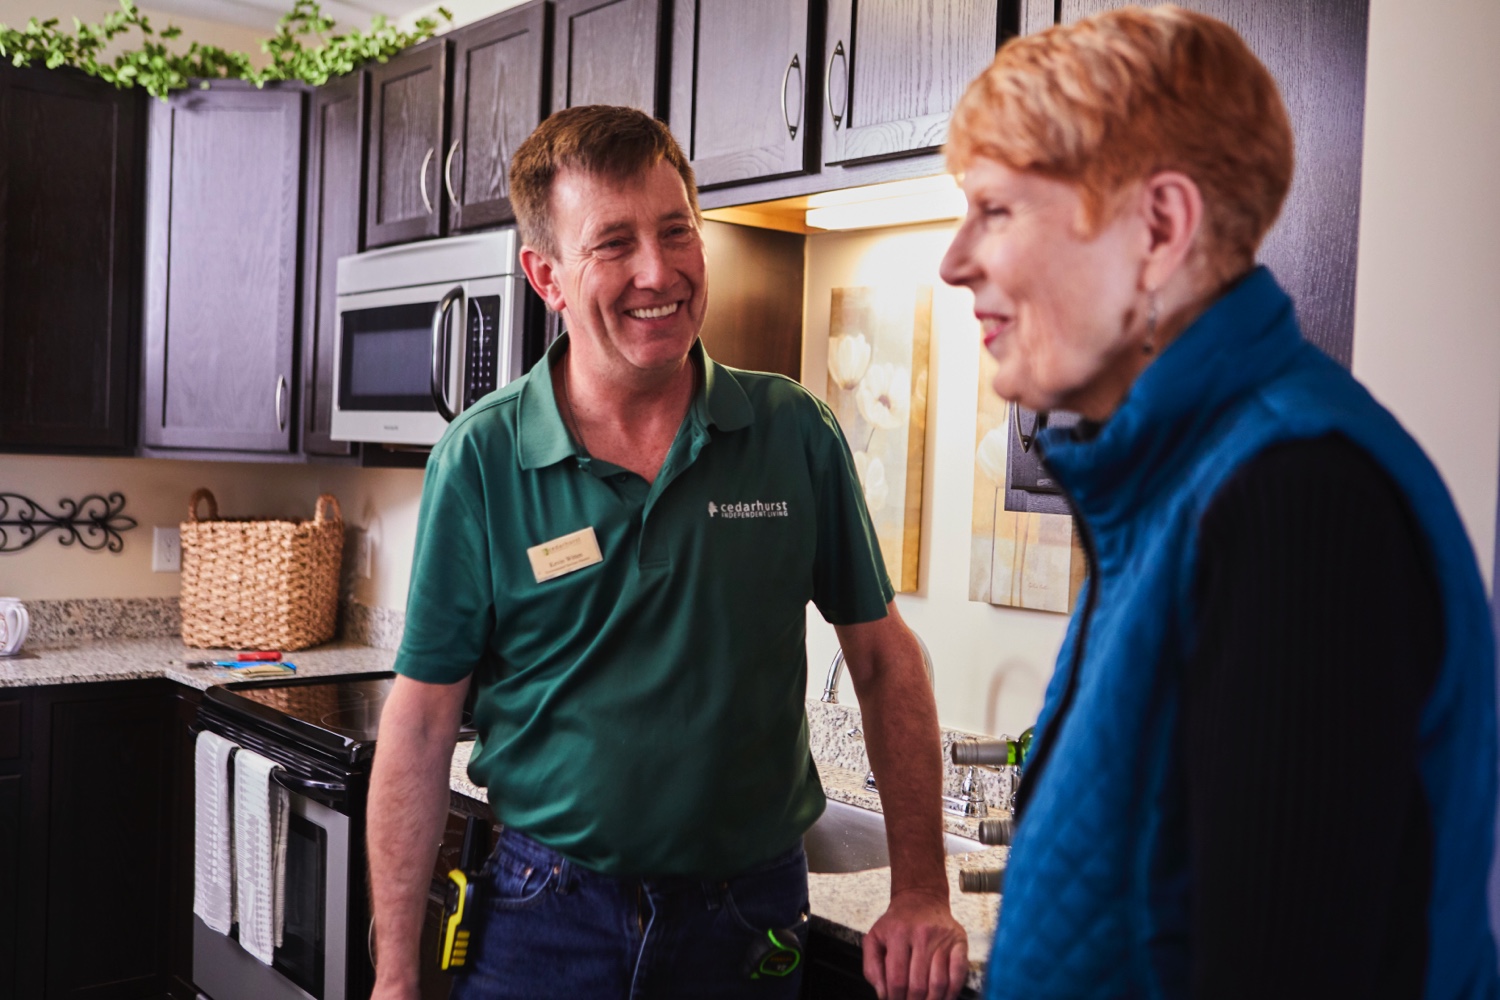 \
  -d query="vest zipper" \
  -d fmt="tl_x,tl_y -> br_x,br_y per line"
1013,478 -> 1099,821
